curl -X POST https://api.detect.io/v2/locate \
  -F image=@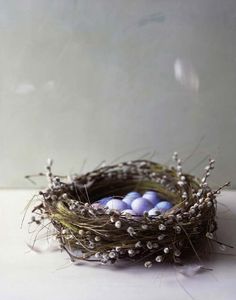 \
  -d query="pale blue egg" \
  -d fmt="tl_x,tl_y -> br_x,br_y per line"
131,197 -> 154,215
155,201 -> 173,212
121,209 -> 137,216
126,191 -> 141,198
98,197 -> 112,206
122,191 -> 141,207
148,208 -> 160,217
143,191 -> 161,206
106,199 -> 128,211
